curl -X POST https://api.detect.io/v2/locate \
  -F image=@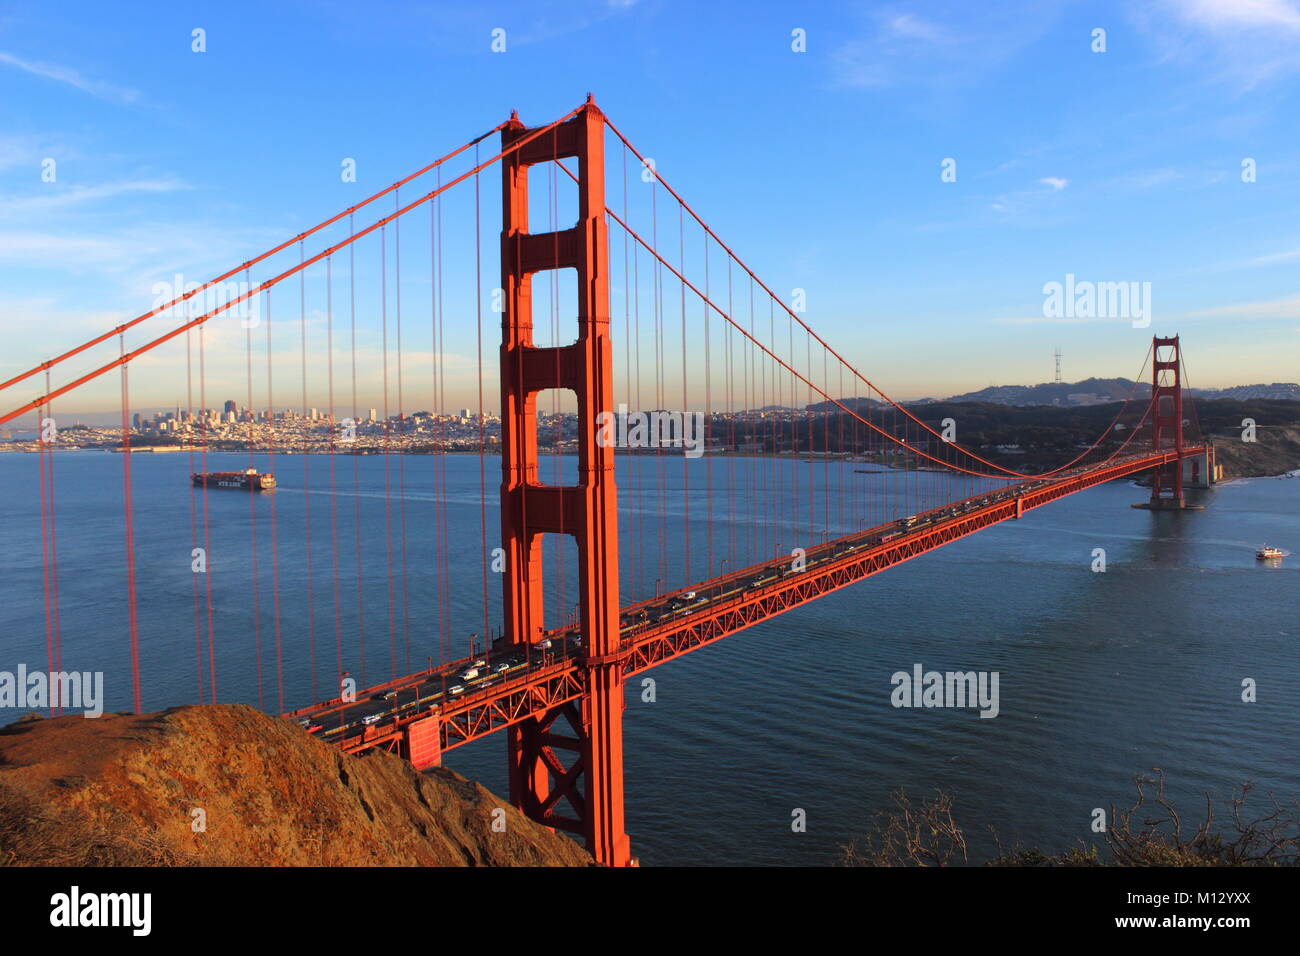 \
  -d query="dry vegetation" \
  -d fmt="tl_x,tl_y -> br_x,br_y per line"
838,770 -> 1300,867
